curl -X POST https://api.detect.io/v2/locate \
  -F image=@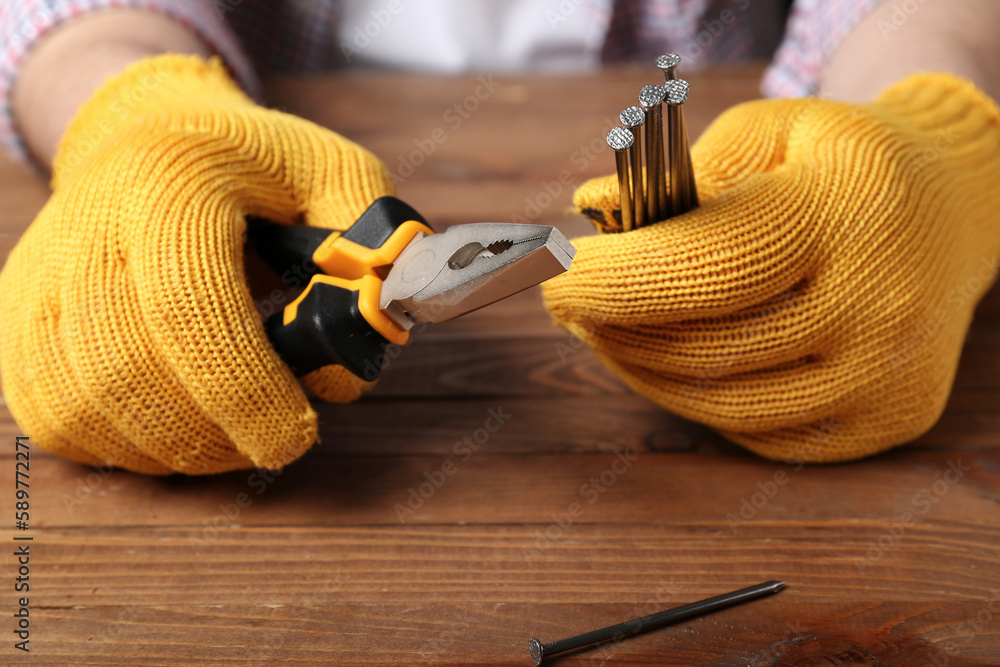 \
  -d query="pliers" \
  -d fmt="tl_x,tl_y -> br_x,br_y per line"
248,197 -> 575,381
